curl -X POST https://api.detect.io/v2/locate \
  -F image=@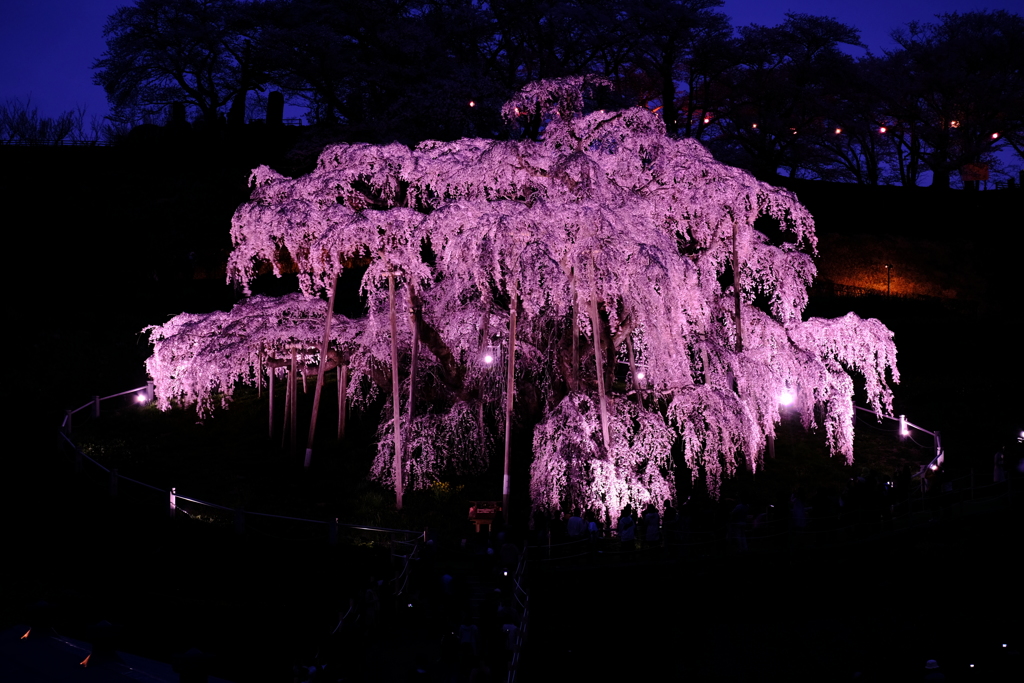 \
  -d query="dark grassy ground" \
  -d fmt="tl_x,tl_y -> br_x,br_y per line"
3,145 -> 1021,681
